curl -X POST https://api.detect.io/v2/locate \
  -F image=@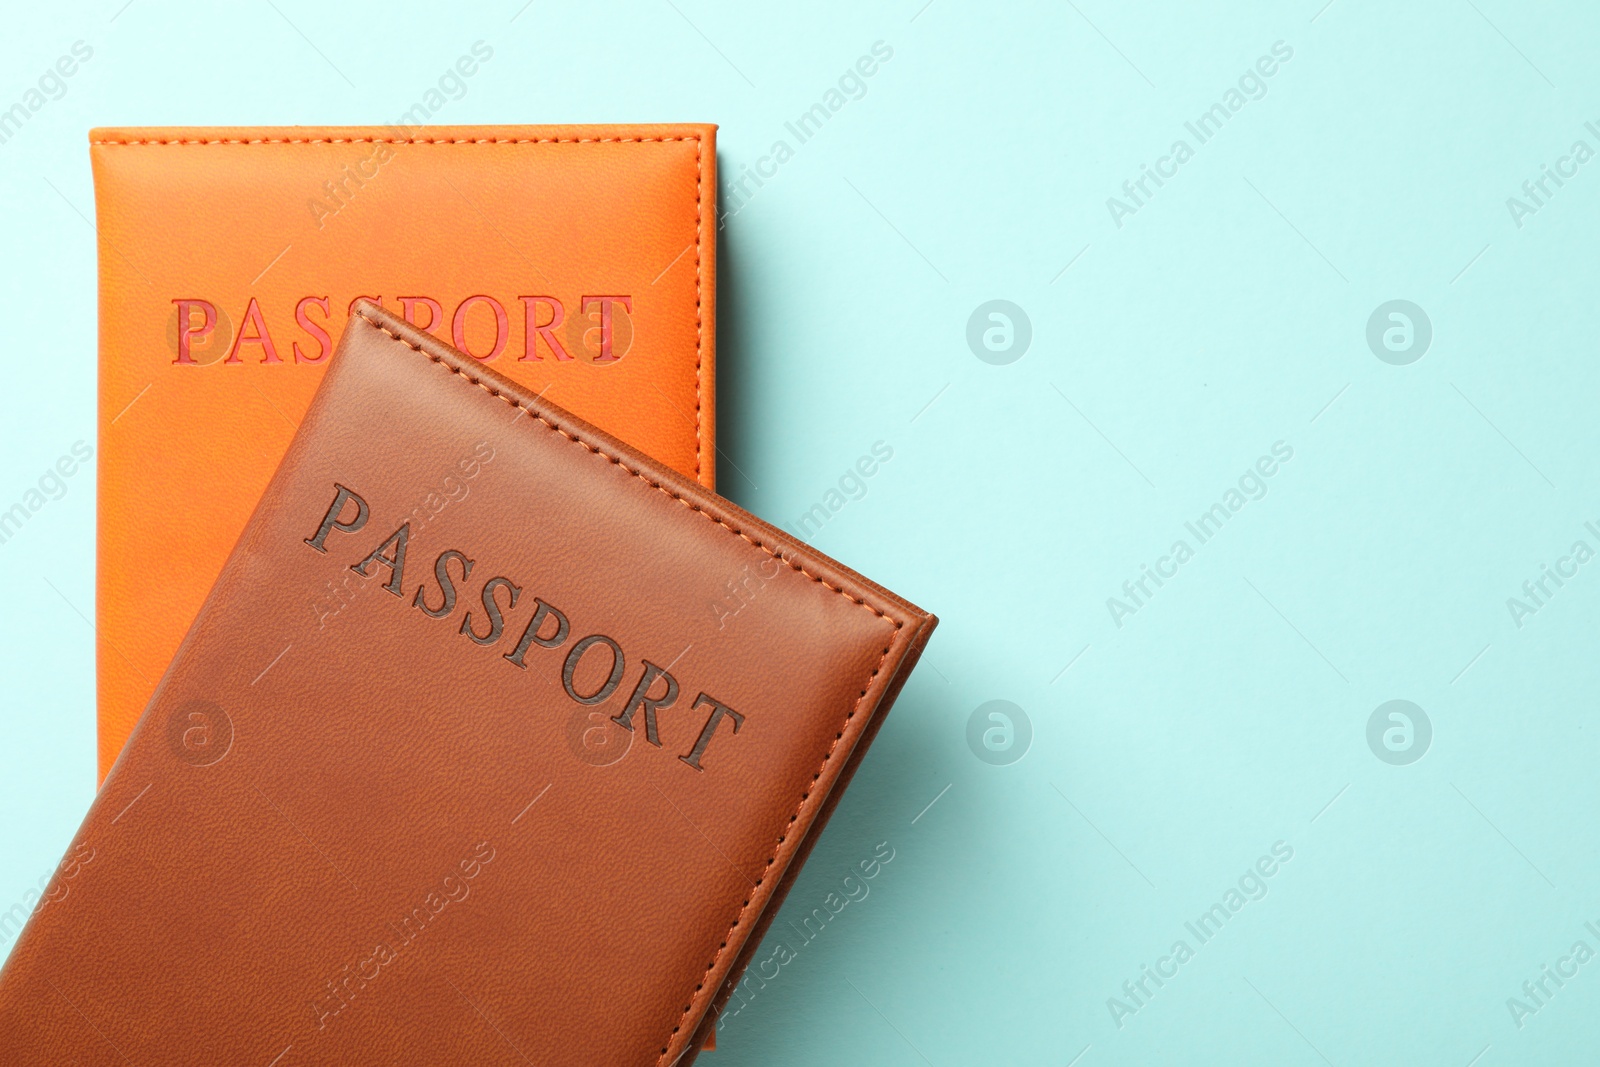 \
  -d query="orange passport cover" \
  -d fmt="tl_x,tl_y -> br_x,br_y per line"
92,124 -> 716,782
